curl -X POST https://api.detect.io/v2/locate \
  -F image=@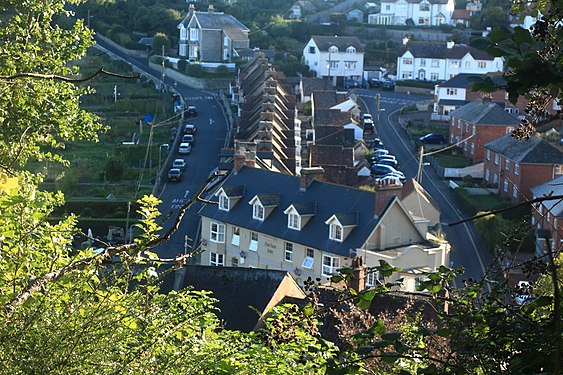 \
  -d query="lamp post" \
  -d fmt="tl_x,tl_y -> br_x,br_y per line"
158,143 -> 169,188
